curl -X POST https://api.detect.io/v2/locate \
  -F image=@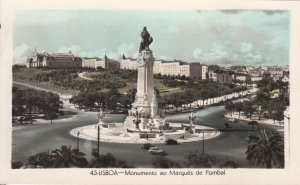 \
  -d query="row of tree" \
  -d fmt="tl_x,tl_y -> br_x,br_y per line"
69,88 -> 136,112
12,145 -> 132,169
225,97 -> 287,123
225,76 -> 289,122
69,82 -> 248,113
158,83 -> 247,112
12,87 -> 63,124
